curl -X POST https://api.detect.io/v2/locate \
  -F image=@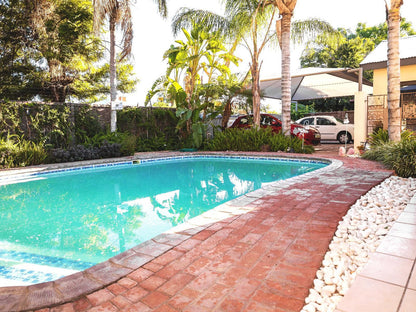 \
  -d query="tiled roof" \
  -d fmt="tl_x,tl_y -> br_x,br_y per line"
360,35 -> 416,69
